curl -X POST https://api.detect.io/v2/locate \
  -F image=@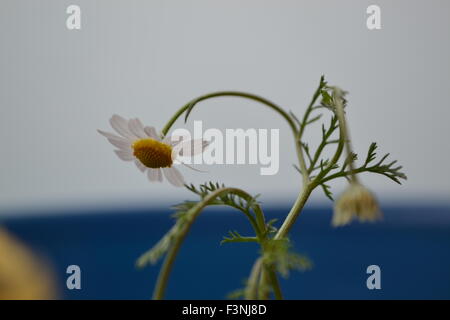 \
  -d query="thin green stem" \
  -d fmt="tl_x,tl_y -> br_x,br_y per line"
221,203 -> 262,240
312,135 -> 344,184
267,267 -> 283,300
274,184 -> 314,240
296,76 -> 326,183
320,168 -> 365,184
274,87 -> 347,240
308,117 -> 338,174
160,91 -> 309,185
257,266 -> 270,300
311,95 -> 346,184
161,91 -> 297,137
332,87 -> 358,184
253,205 -> 267,240
152,222 -> 189,300
257,264 -> 283,300
320,164 -> 396,185
298,79 -> 323,140
245,258 -> 263,300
